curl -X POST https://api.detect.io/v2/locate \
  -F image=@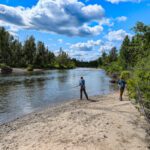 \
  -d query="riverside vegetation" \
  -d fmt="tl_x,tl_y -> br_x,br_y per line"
97,22 -> 150,113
